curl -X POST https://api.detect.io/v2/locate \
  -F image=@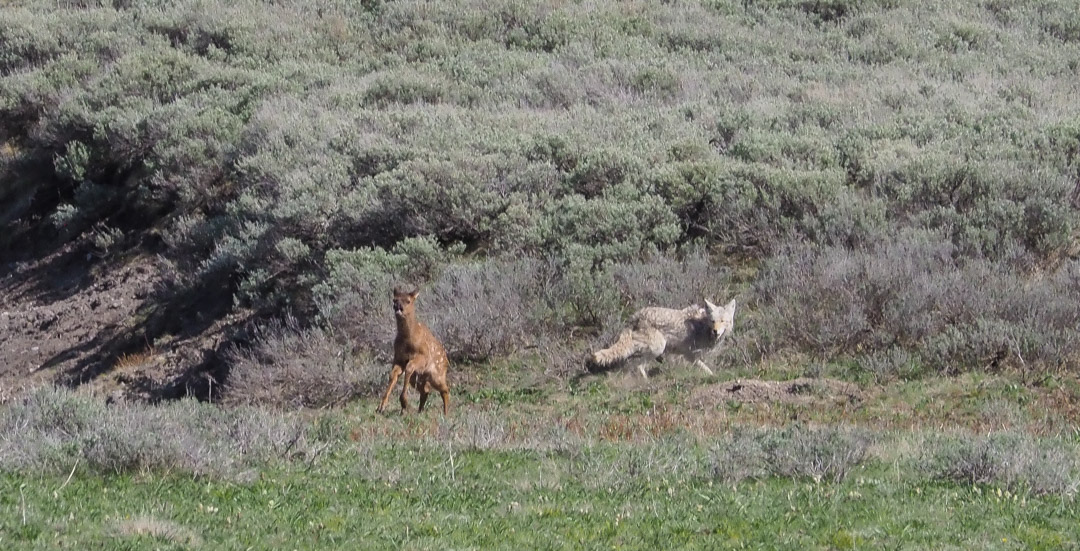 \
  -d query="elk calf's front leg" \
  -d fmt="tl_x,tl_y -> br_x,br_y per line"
377,364 -> 404,413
